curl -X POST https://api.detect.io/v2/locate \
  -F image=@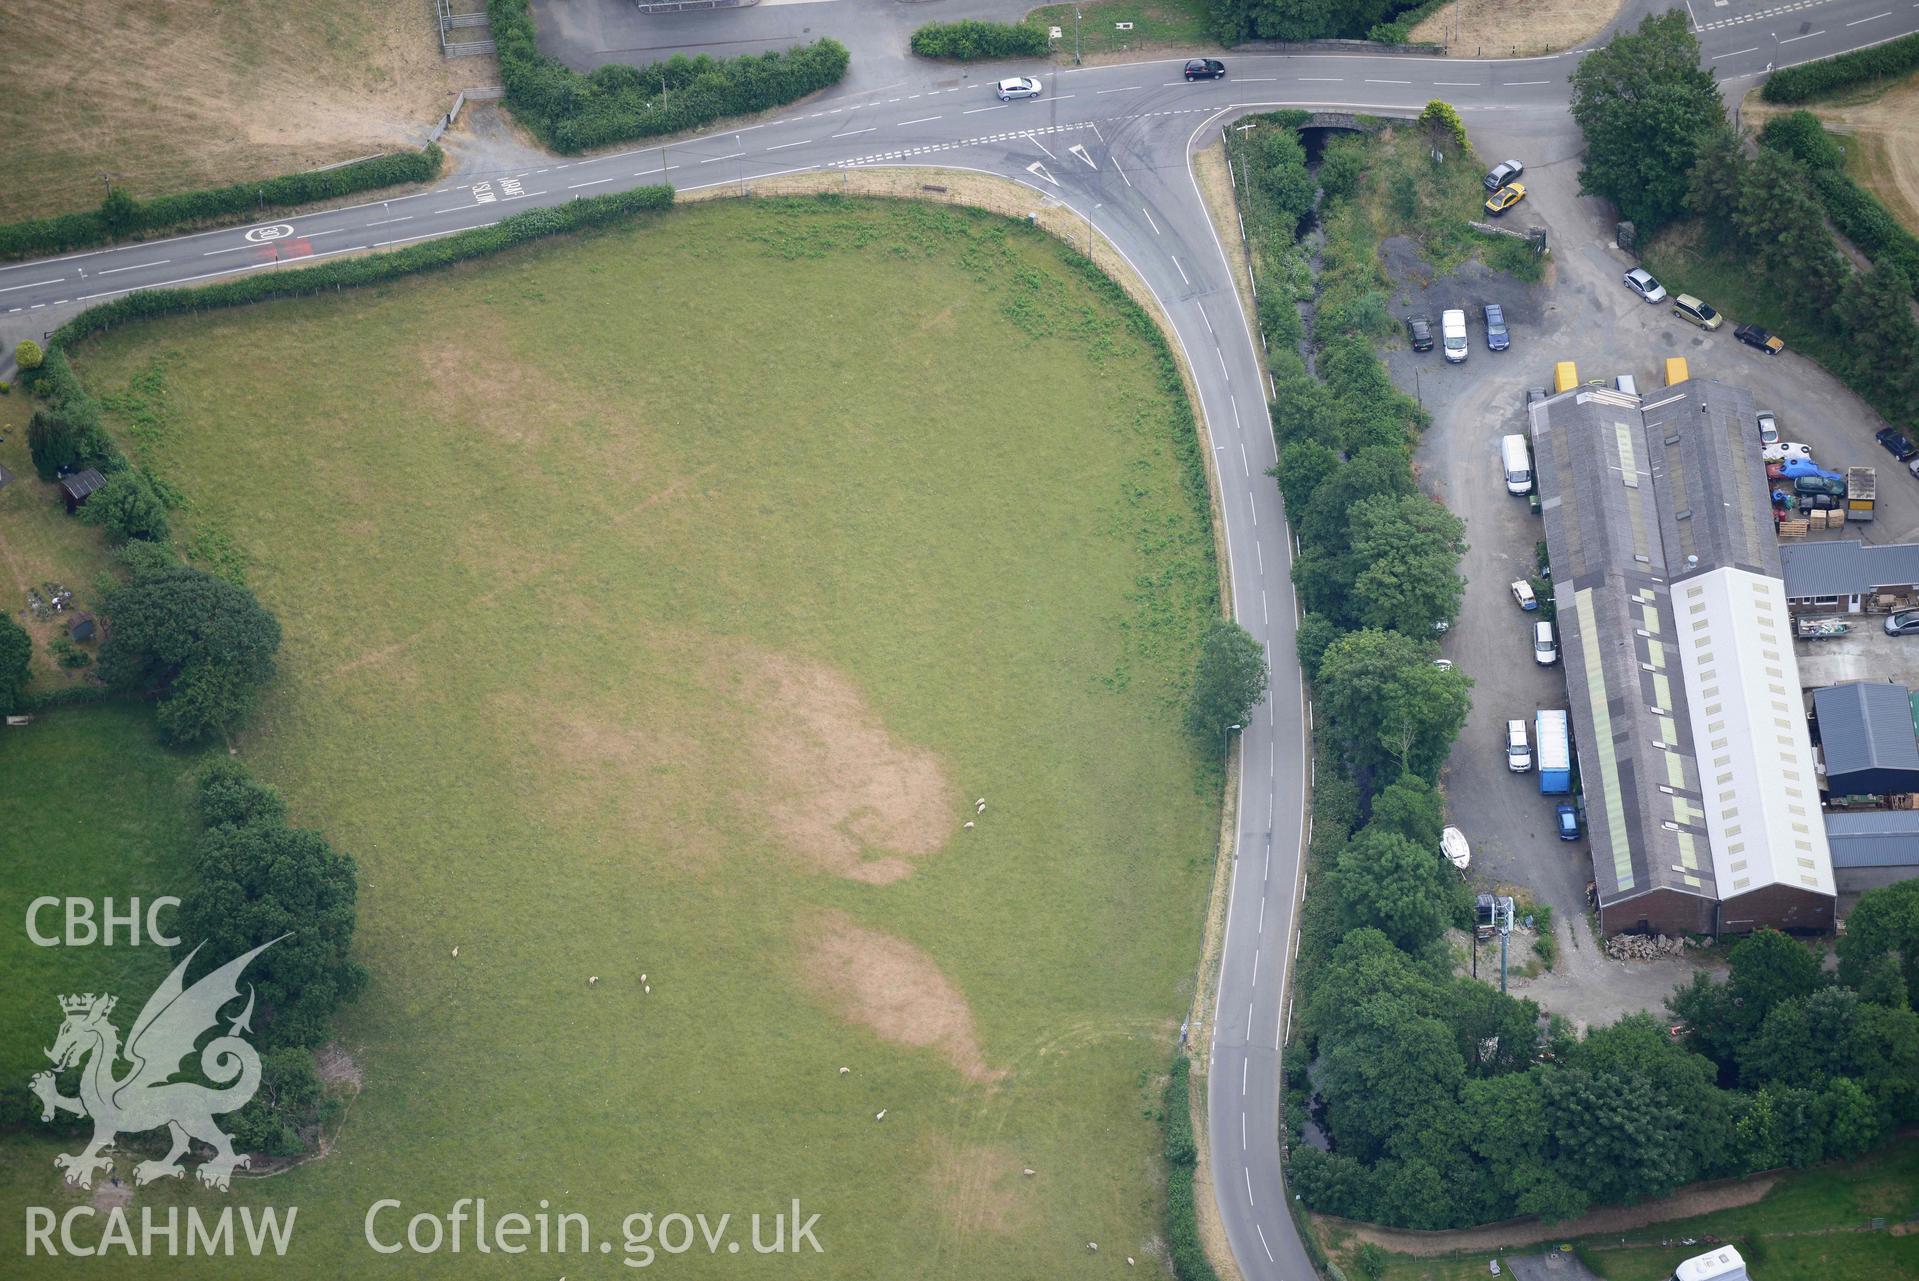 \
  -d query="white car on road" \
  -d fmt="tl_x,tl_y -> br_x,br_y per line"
996,77 -> 1043,101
